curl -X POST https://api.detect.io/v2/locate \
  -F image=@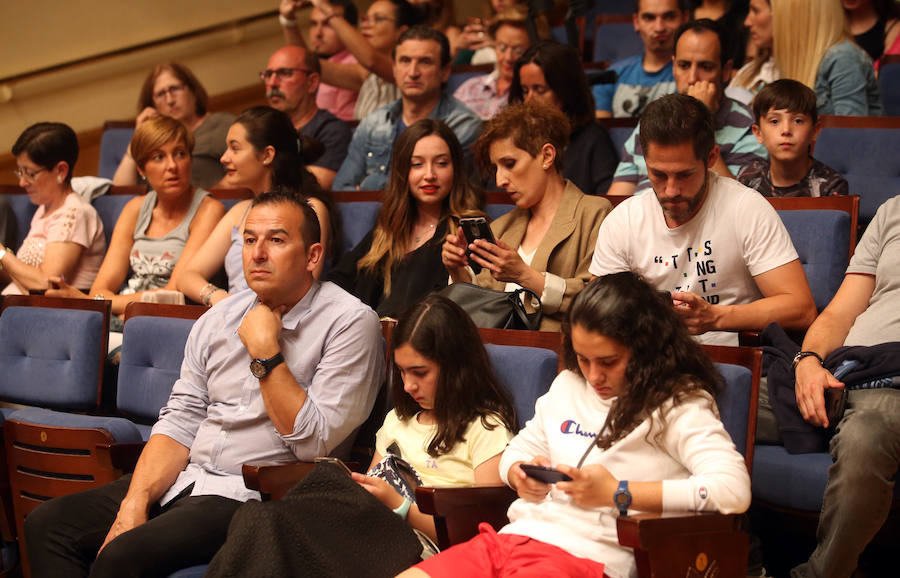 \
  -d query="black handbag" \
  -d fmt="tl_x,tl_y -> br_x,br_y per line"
438,283 -> 542,331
